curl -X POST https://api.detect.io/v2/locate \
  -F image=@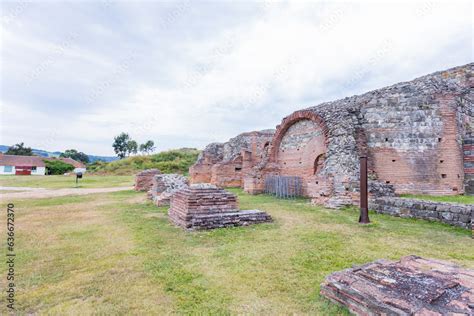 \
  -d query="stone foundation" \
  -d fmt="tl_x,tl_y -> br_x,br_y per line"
134,169 -> 161,191
370,197 -> 473,229
147,174 -> 189,206
321,255 -> 474,315
168,184 -> 272,230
